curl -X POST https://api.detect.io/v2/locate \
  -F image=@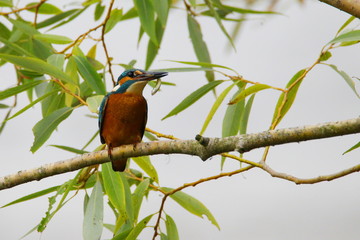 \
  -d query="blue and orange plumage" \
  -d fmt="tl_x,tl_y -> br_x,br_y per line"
99,69 -> 168,171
